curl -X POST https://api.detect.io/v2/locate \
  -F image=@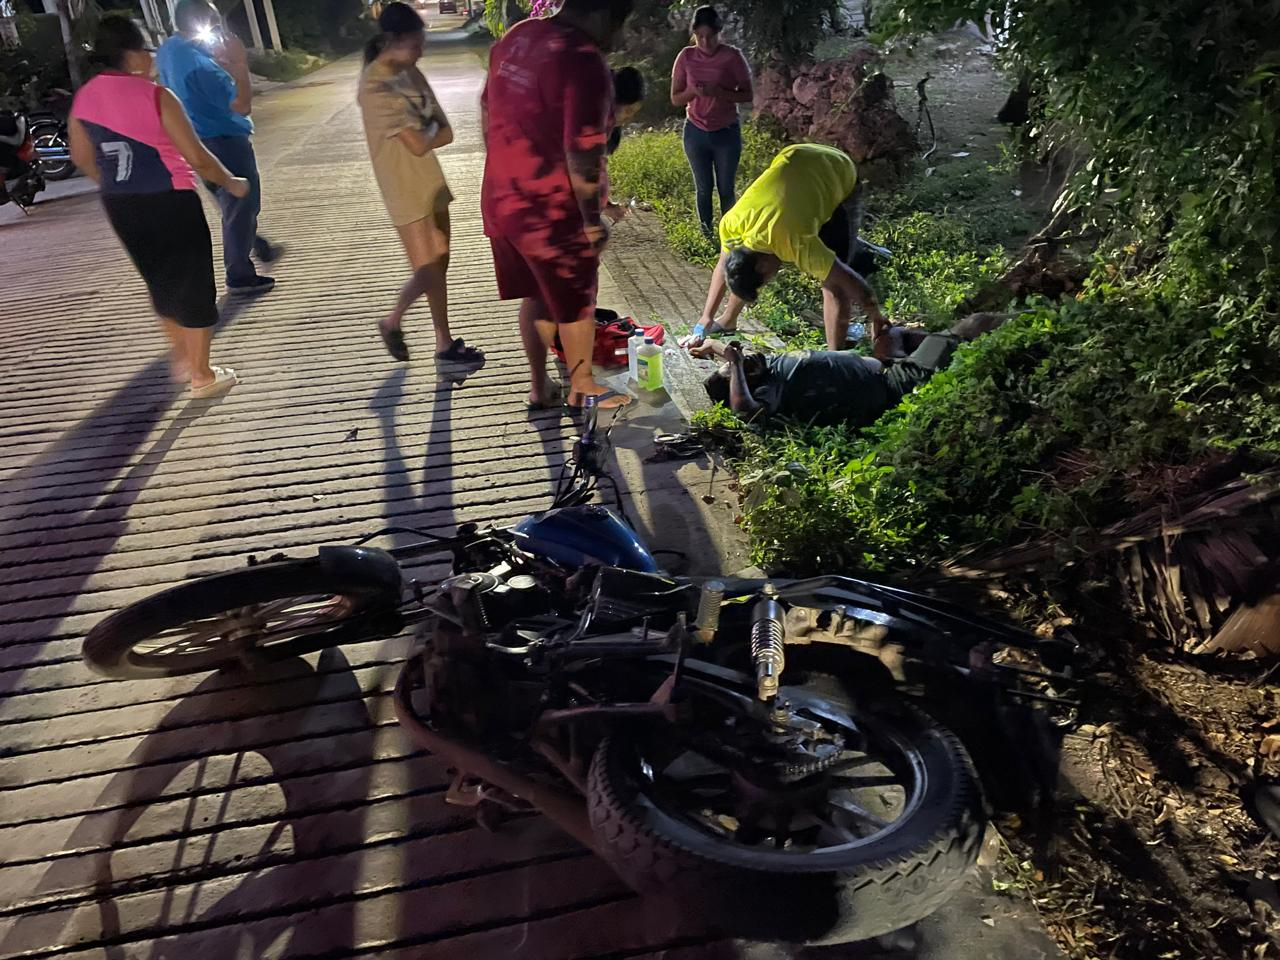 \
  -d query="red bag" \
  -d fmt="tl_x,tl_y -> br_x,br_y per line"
552,309 -> 665,368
